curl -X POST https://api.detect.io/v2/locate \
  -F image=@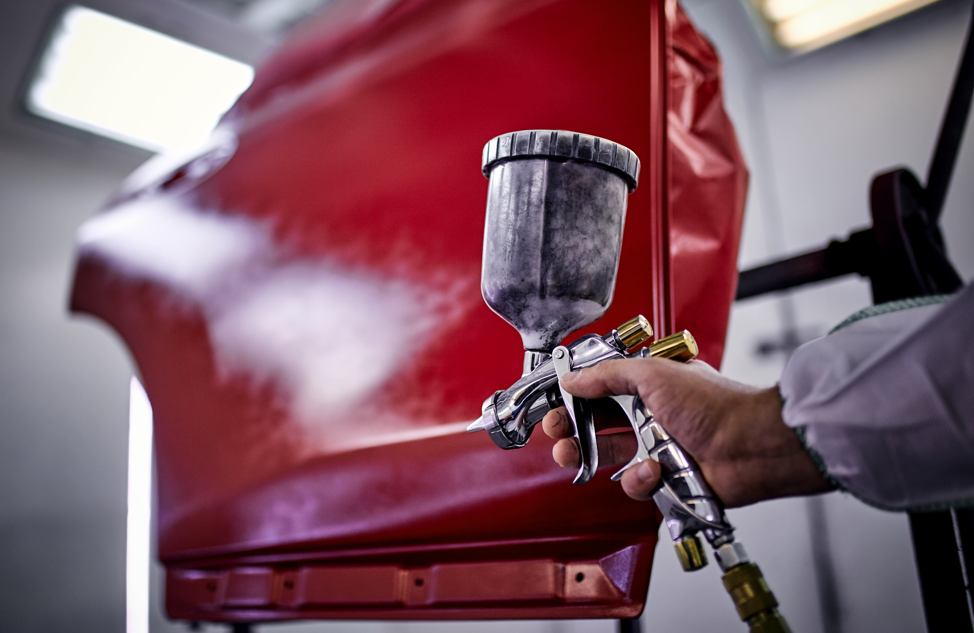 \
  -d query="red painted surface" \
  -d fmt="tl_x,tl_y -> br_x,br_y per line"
69,0 -> 745,622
